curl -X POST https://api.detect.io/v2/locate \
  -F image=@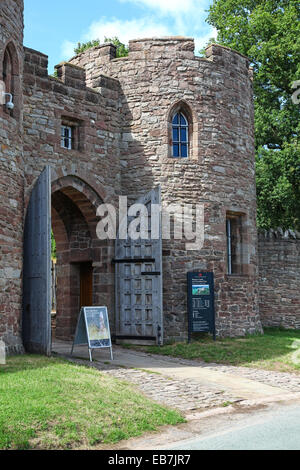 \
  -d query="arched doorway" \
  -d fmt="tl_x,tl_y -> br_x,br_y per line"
22,168 -> 114,354
51,175 -> 114,341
